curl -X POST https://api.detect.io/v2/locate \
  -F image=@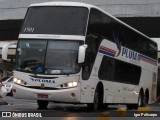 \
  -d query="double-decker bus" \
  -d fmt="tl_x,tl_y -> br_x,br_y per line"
6,2 -> 157,110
